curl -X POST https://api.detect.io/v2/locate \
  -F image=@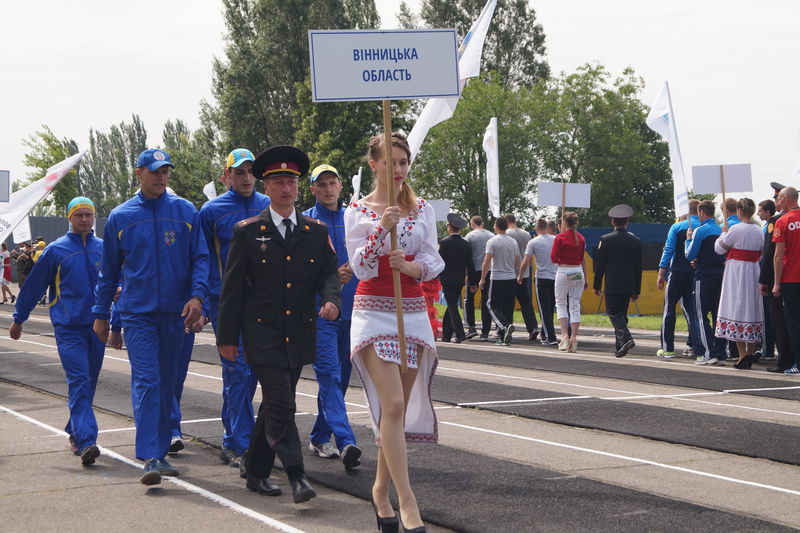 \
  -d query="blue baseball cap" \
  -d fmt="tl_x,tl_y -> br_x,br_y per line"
310,164 -> 340,183
226,148 -> 255,169
136,149 -> 174,171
